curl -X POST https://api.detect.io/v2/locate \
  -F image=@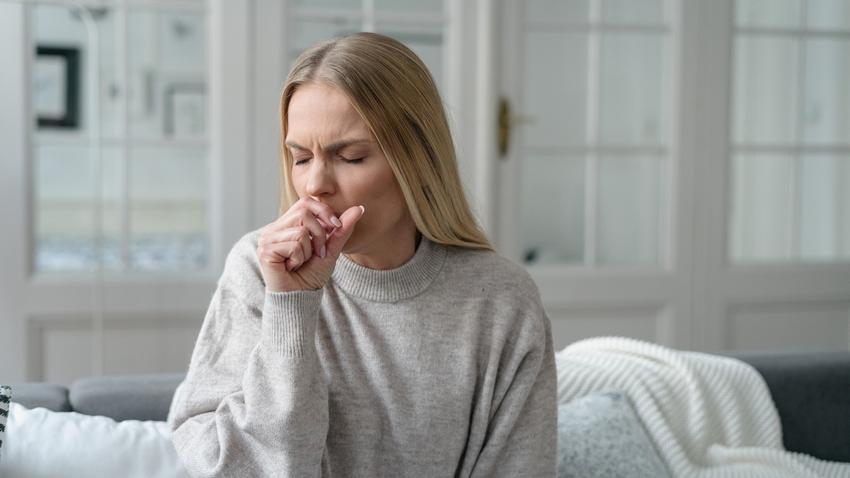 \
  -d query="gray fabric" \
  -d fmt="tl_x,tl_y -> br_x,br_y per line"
7,349 -> 850,468
557,391 -> 670,478
168,230 -> 558,477
6,383 -> 70,412
725,349 -> 850,463
69,373 -> 185,422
